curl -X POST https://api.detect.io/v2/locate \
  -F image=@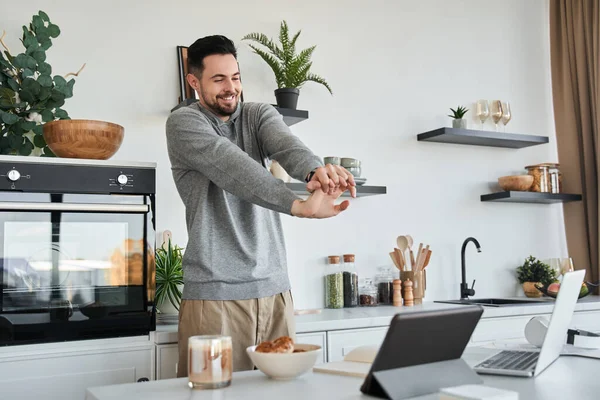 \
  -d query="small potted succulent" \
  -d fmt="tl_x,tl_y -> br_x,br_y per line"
242,20 -> 332,110
448,106 -> 469,129
516,256 -> 558,298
